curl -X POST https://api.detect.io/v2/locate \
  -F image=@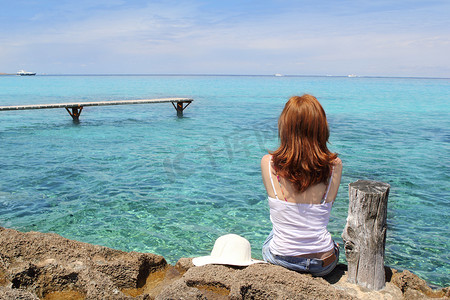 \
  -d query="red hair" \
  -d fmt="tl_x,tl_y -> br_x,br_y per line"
270,95 -> 337,192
